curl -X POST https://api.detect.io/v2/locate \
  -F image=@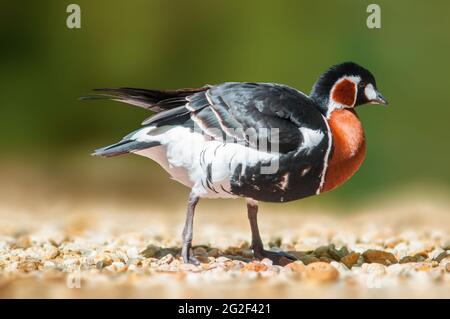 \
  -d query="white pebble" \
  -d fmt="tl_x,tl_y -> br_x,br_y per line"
5,262 -> 18,272
331,261 -> 349,276
112,261 -> 125,269
362,263 -> 386,275
409,240 -> 426,254
261,258 -> 273,266
126,247 -> 139,259
429,248 -> 444,260
391,242 -> 409,259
